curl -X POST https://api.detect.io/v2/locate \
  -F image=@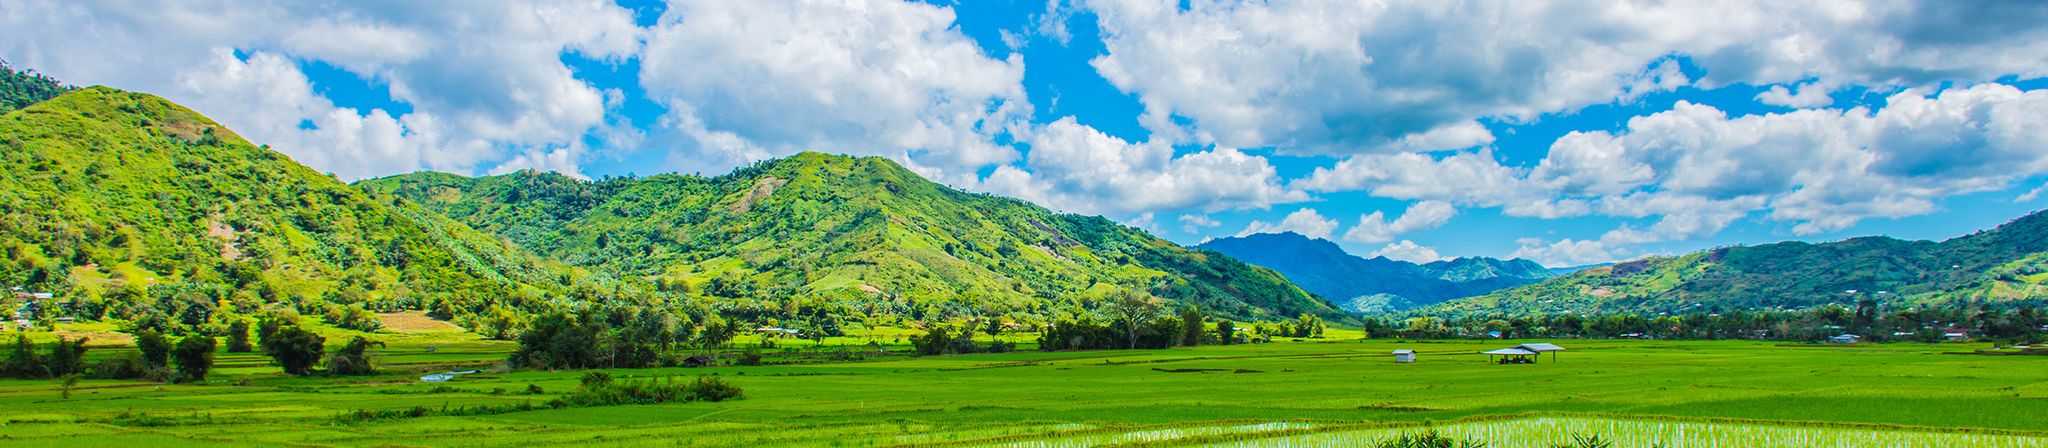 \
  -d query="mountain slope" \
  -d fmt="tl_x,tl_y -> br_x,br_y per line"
0,87 -> 625,333
359,153 -> 1341,321
1196,232 -> 1553,312
1430,210 -> 2048,315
